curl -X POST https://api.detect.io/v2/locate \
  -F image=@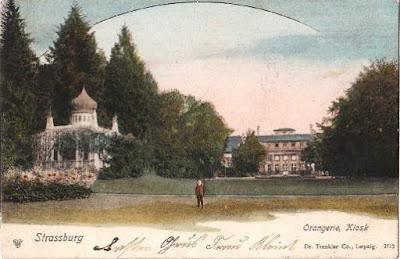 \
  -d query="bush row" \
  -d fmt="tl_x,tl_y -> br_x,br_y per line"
3,180 -> 91,203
